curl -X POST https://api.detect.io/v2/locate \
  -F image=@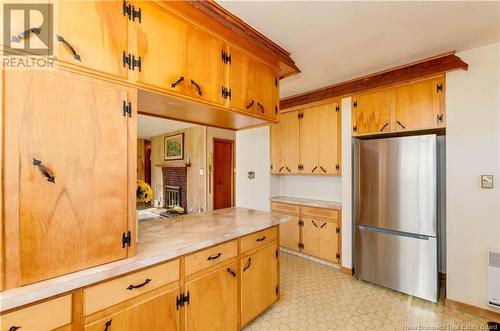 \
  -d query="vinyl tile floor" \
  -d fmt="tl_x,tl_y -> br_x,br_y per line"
244,252 -> 489,331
